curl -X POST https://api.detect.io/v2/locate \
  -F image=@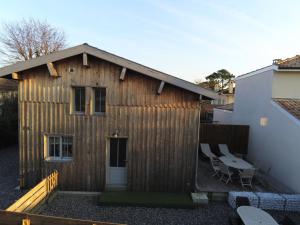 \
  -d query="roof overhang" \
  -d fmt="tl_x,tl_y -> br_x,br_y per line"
235,65 -> 277,81
235,64 -> 300,81
0,44 -> 219,100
